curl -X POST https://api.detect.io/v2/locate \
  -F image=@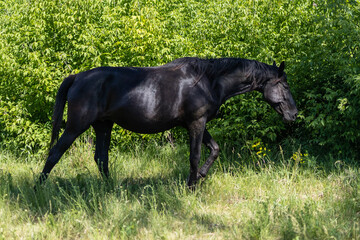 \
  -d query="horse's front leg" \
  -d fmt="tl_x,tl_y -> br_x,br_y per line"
187,118 -> 206,188
198,129 -> 219,179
